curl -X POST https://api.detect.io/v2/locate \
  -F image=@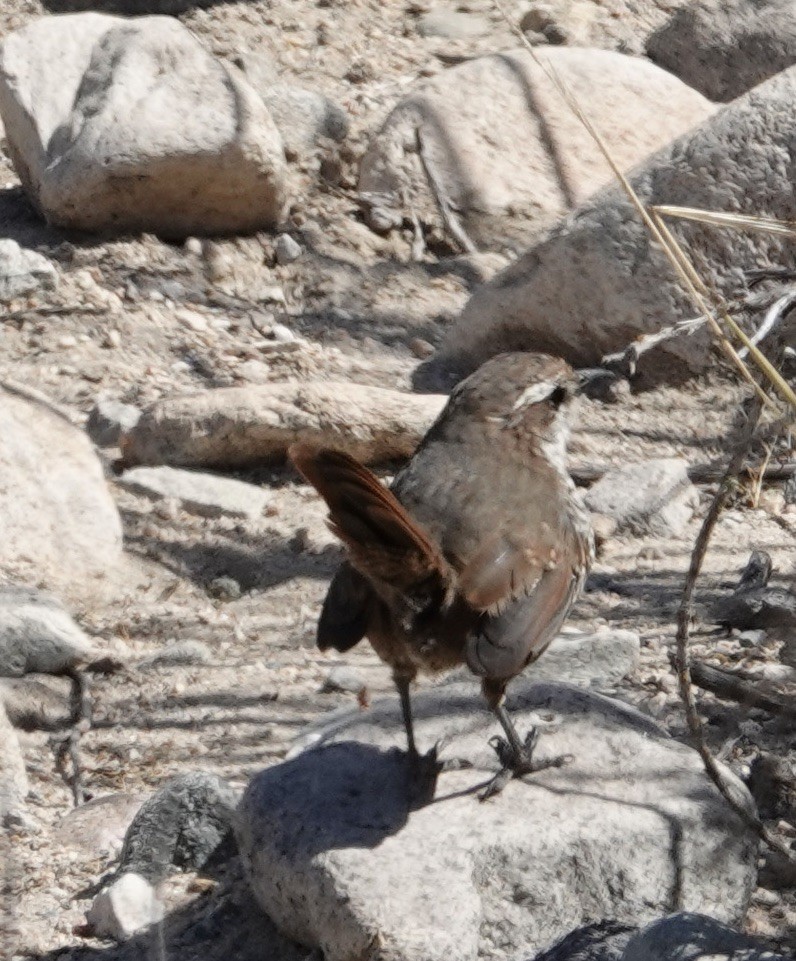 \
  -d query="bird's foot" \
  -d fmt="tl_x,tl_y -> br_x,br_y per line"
479,728 -> 570,802
407,741 -> 472,807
